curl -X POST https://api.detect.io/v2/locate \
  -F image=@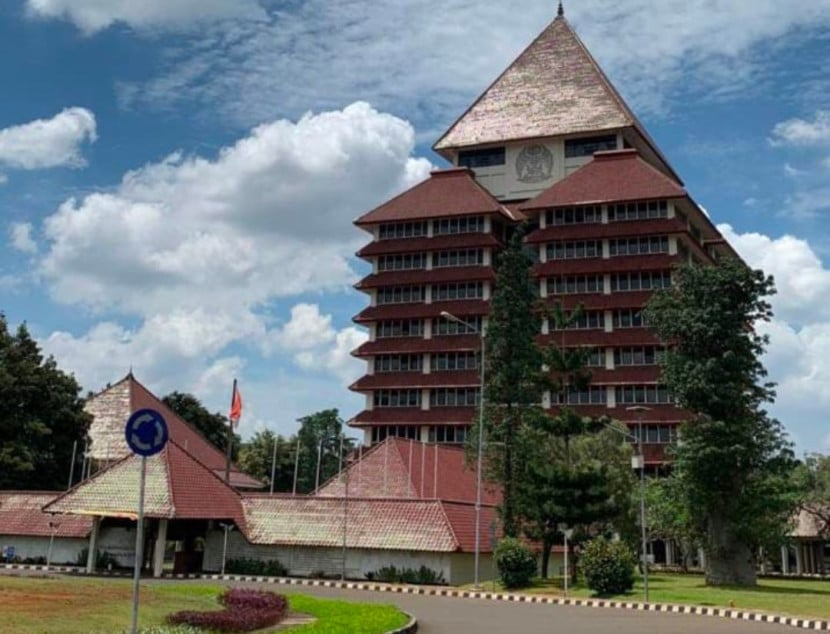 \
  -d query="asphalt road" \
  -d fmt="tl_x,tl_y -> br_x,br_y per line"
203,579 -> 802,634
